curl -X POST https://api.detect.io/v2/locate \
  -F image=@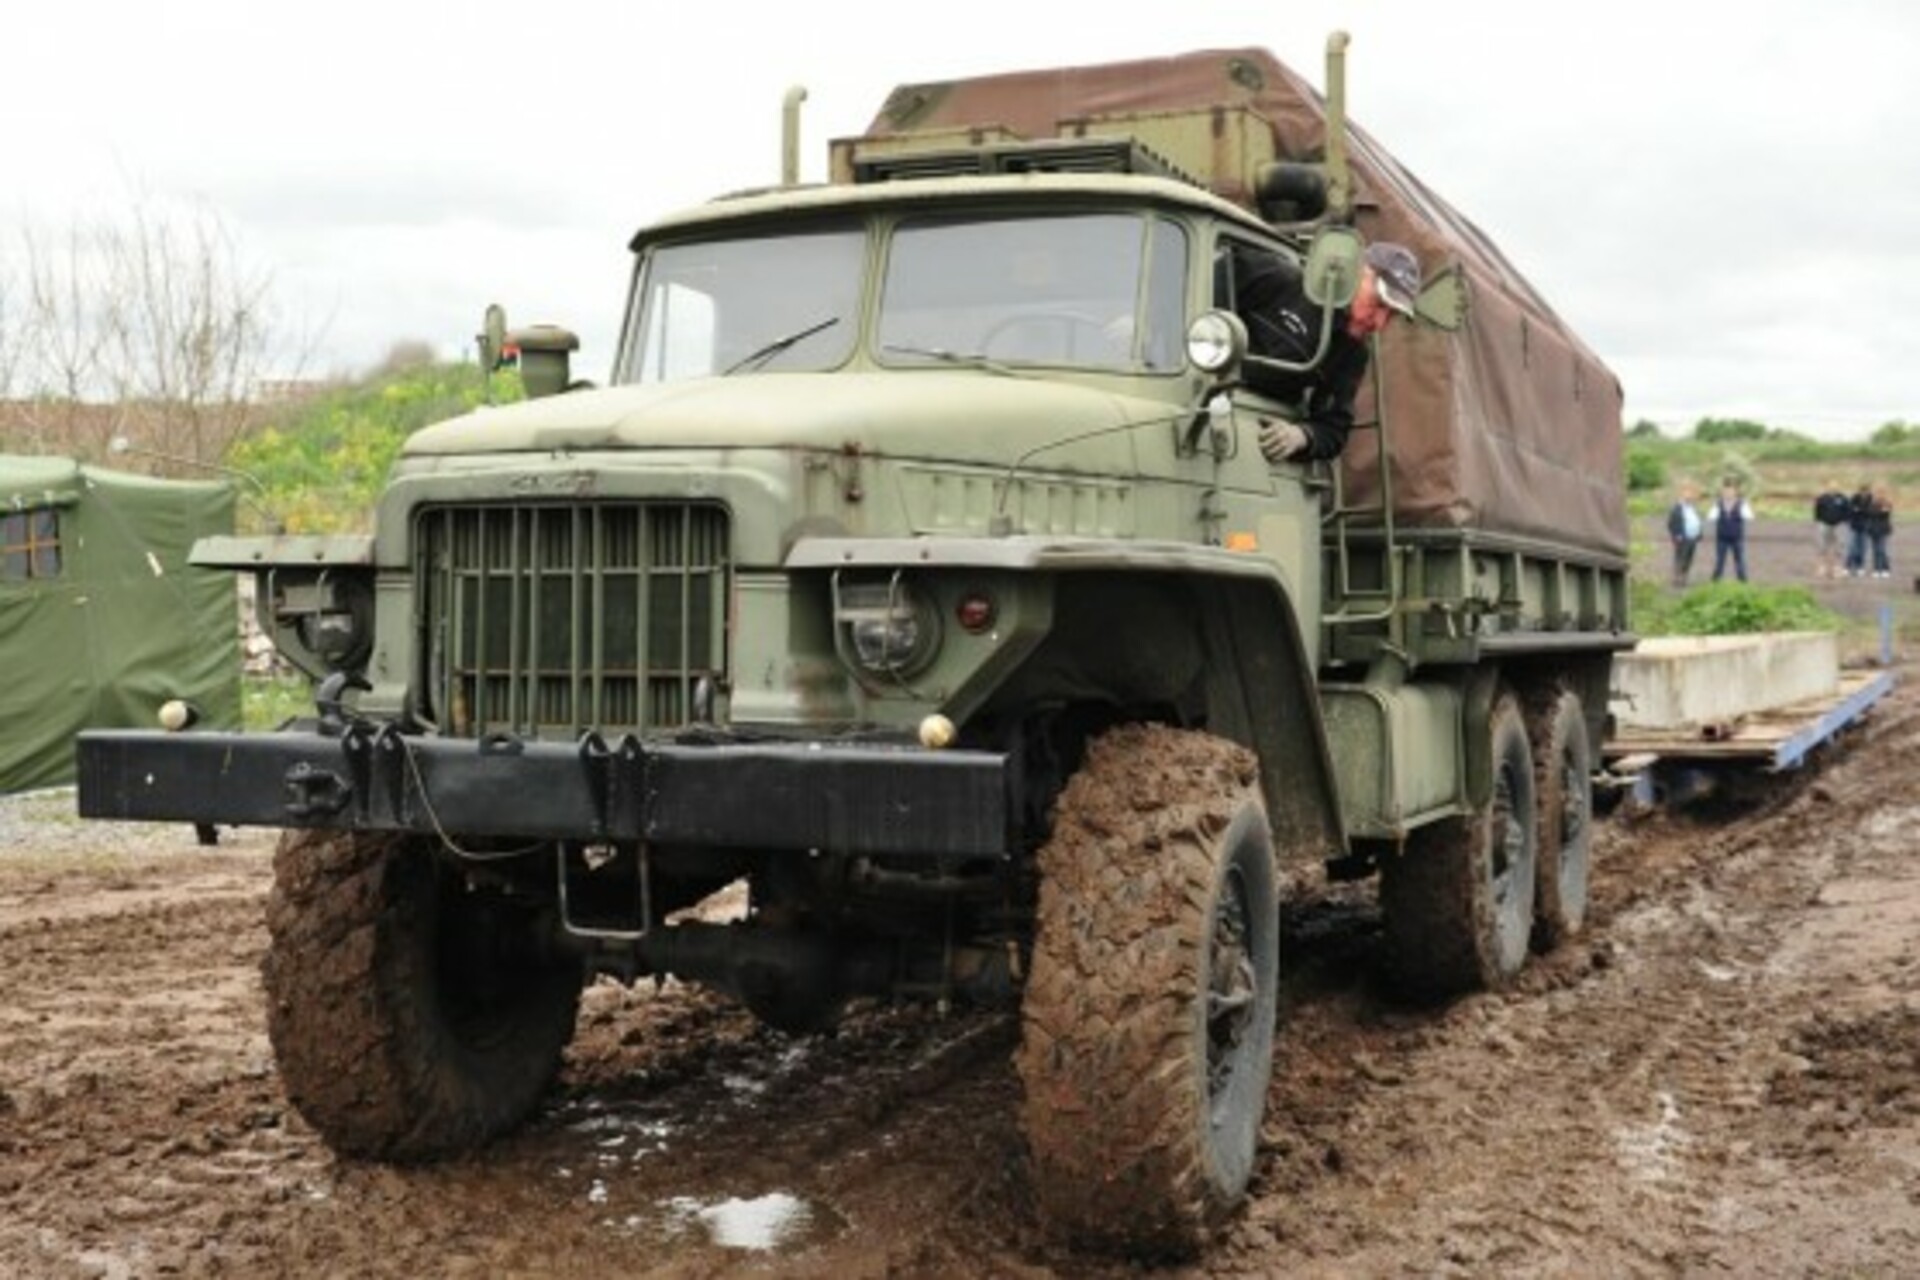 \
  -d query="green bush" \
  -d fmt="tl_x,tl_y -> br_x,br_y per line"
1871,420 -> 1914,448
226,362 -> 521,533
1625,445 -> 1667,492
1662,582 -> 1841,636
1628,577 -> 1676,636
1713,451 -> 1759,498
1753,436 -> 1843,464
1694,417 -> 1767,444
